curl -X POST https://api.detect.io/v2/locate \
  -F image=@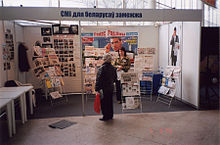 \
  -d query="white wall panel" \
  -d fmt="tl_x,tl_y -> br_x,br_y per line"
158,24 -> 169,72
0,21 -> 5,87
138,26 -> 159,70
182,22 -> 200,107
